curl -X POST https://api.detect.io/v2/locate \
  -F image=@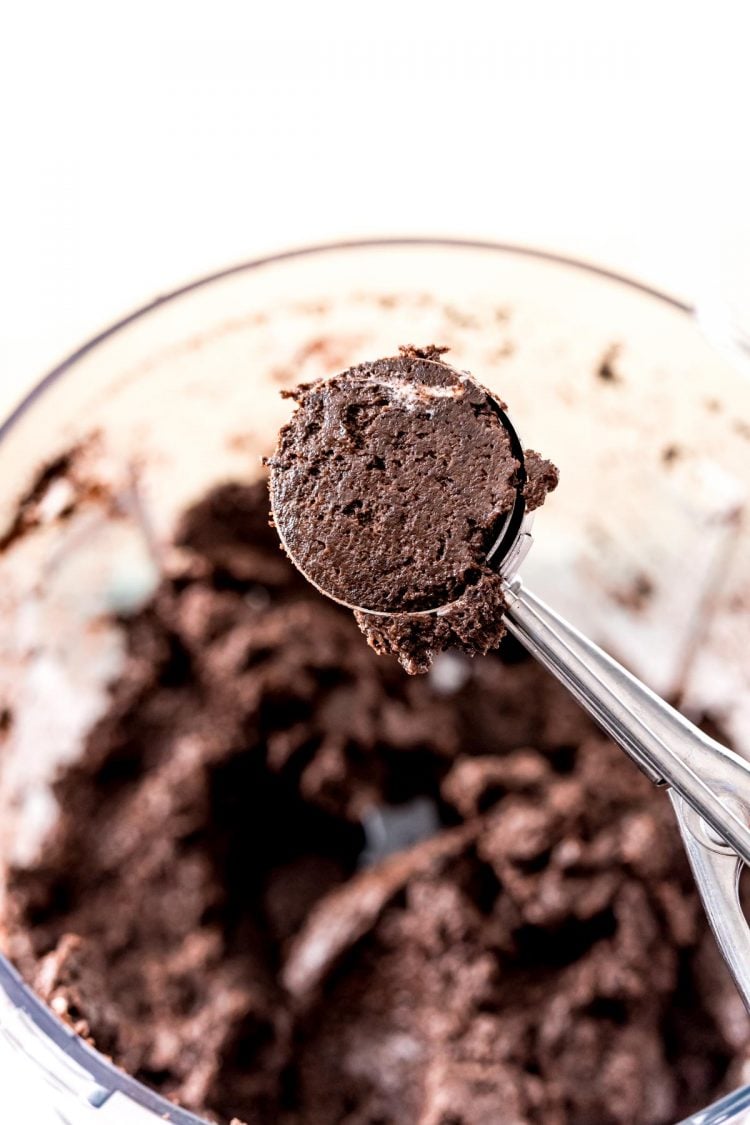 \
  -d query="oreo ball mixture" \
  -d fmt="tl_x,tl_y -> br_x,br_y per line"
3,480 -> 747,1125
268,346 -> 557,673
